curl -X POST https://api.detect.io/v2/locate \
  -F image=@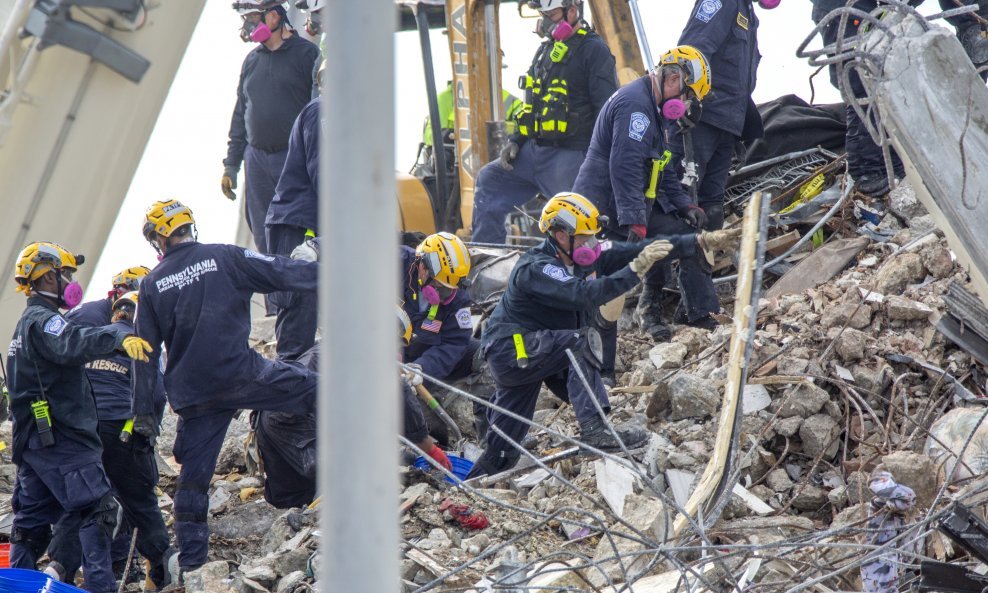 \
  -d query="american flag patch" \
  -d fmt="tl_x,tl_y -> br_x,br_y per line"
421,319 -> 443,333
